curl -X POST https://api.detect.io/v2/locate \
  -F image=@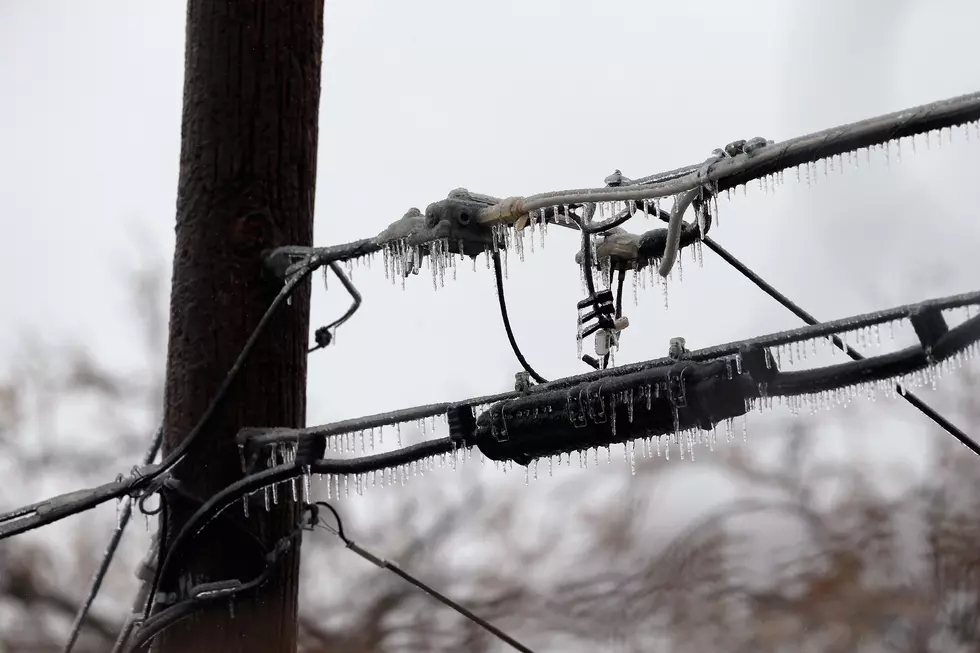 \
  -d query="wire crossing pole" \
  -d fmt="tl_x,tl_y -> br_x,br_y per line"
157,1 -> 324,651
